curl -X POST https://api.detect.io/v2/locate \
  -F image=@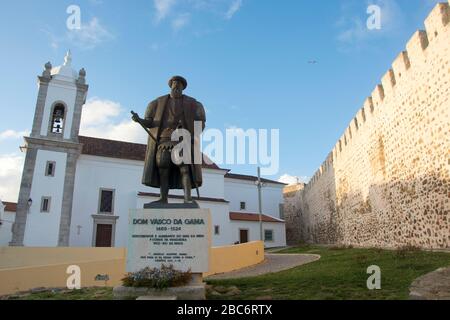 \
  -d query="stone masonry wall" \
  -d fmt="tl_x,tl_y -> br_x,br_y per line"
283,184 -> 305,245
284,2 -> 450,249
